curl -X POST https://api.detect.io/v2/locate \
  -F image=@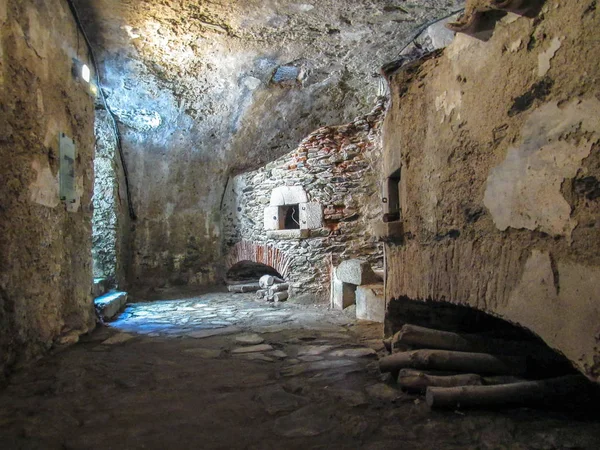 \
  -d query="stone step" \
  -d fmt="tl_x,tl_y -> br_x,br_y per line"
94,291 -> 128,321
92,277 -> 110,298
